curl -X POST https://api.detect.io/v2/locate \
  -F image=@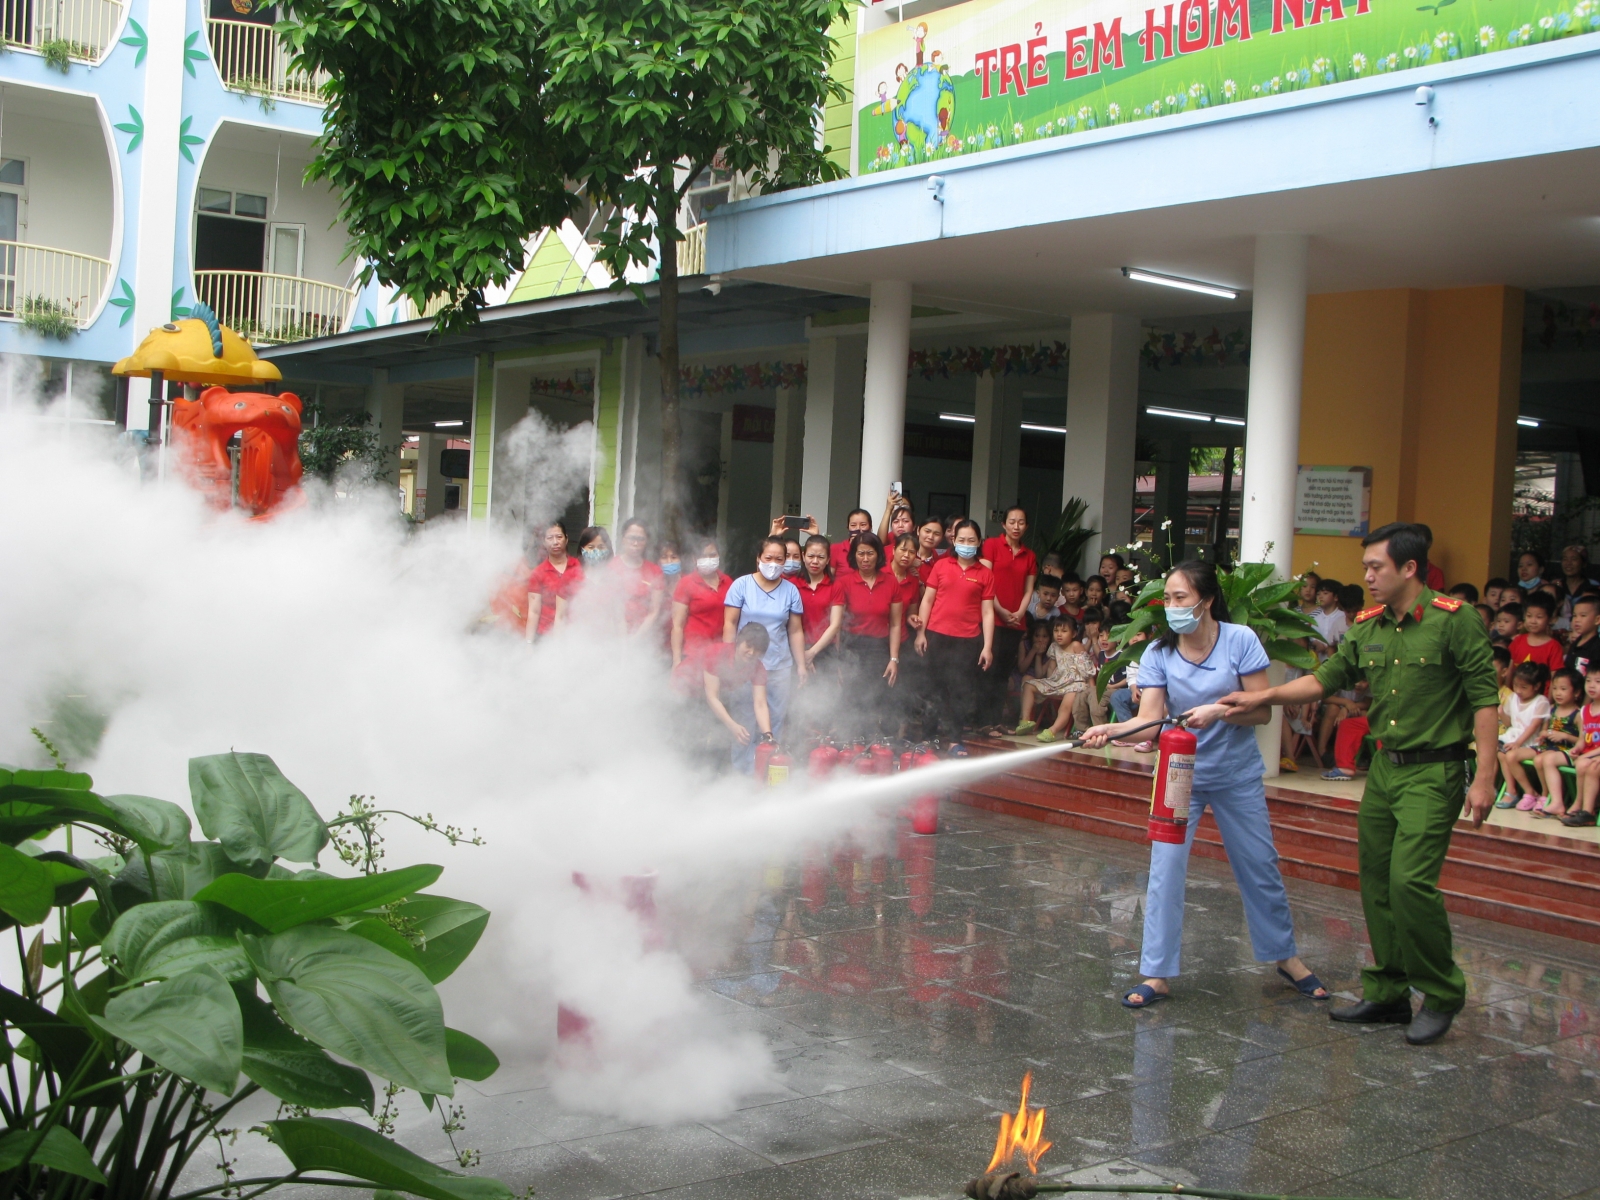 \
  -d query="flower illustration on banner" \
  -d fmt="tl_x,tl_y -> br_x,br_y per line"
908,342 -> 1068,380
1350,52 -> 1368,73
1107,102 -> 1122,121
1222,78 -> 1238,98
1477,25 -> 1496,47
679,361 -> 807,397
